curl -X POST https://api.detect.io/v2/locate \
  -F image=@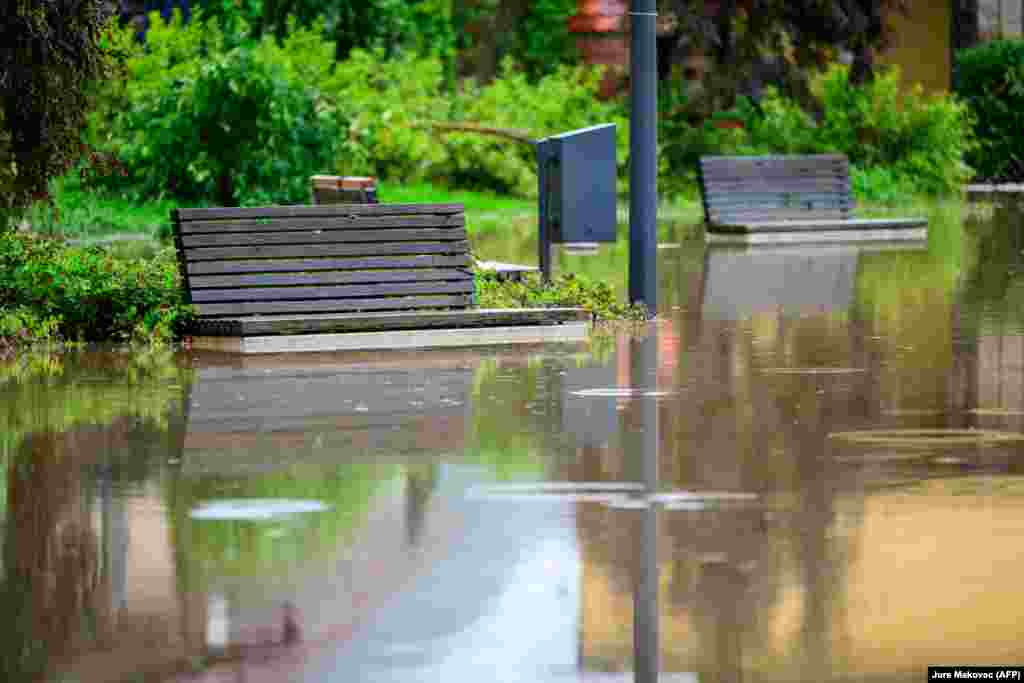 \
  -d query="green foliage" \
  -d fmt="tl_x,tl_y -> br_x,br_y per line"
195,0 -> 455,59
659,65 -> 975,199
514,0 -> 579,81
85,13 -> 341,206
447,60 -> 628,195
263,27 -> 625,197
0,0 -> 119,233
811,65 -> 975,194
475,271 -> 648,321
657,0 -> 908,115
954,39 -> 1024,181
0,232 -> 191,345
